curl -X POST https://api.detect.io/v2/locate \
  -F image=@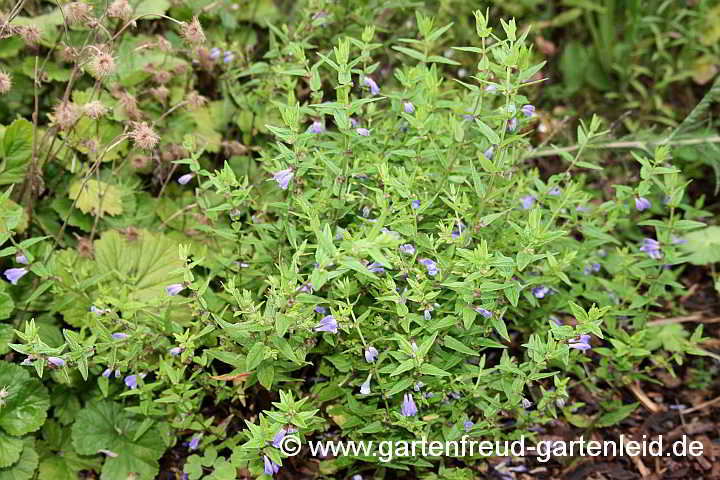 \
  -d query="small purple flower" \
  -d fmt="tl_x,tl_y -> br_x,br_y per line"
414,381 -> 424,391
367,262 -> 385,274
507,117 -> 518,132
309,121 -> 325,134
114,369 -> 121,378
314,306 -> 327,314
210,47 -> 221,59
463,114 -> 475,121
90,306 -> 106,315
418,258 -> 438,276
363,77 -> 380,95
356,128 -> 370,136
166,283 -> 185,296
102,368 -> 112,378
273,168 -> 294,190
263,455 -> 280,475
521,104 -> 536,117
360,375 -> 371,395
315,315 -> 338,333
484,146 -> 494,160
671,235 -> 687,245
635,197 -> 651,211
272,429 -> 286,448
475,307 -> 492,319
521,195 -> 536,209
4,267 -> 28,285
399,244 -> 415,255
189,435 -> 200,450
424,309 -> 431,320
169,347 -> 183,356
568,334 -> 592,351
411,200 -> 421,209
47,357 -> 65,367
223,51 -> 234,63
401,393 -> 418,417
640,238 -> 662,259
296,282 -> 313,293
124,374 -> 138,389
532,286 -> 550,298
576,205 -> 590,212
350,117 -> 359,128
15,254 -> 28,264
403,101 -> 415,114
365,346 -> 378,363
583,263 -> 601,275
177,173 -> 194,185
548,187 -> 562,196
484,84 -> 497,94
451,221 -> 466,239
464,420 -> 473,432
112,333 -> 128,340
